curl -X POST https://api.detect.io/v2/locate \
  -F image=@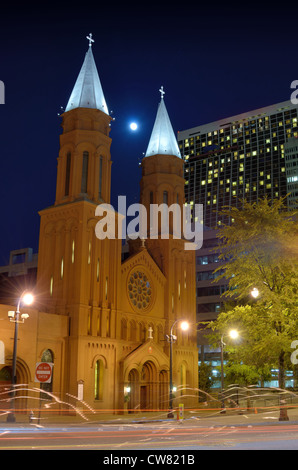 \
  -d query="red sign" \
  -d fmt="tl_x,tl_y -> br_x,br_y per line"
35,362 -> 53,383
